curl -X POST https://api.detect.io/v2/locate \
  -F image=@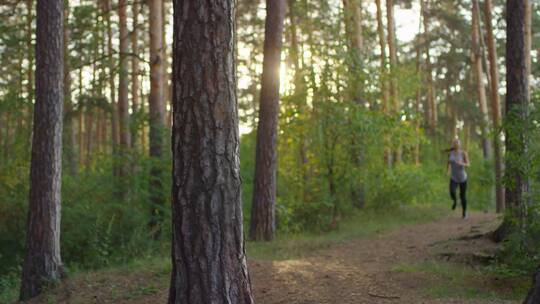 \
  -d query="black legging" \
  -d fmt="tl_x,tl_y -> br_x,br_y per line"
449,179 -> 467,217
